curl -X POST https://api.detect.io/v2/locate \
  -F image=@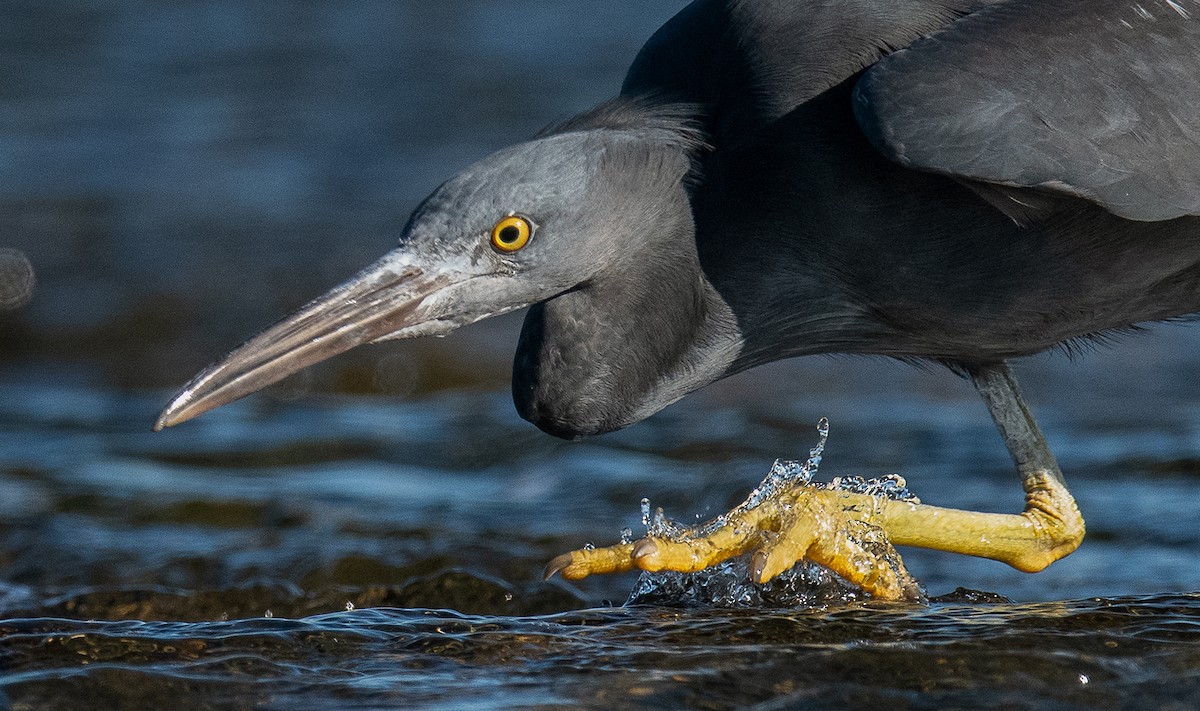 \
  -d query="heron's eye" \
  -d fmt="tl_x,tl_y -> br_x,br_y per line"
490,215 -> 532,252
